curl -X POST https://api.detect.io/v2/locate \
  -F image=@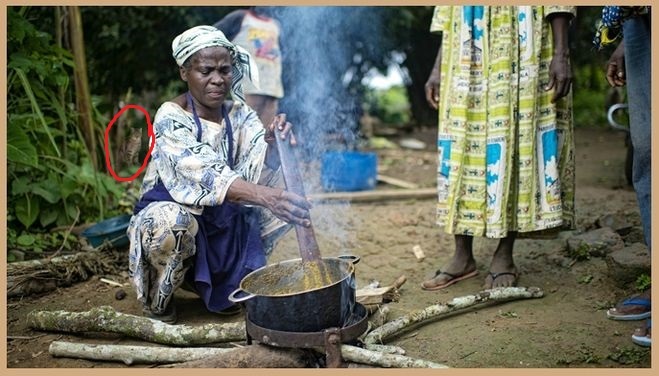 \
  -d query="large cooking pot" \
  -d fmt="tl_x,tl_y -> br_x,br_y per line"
228,255 -> 359,333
